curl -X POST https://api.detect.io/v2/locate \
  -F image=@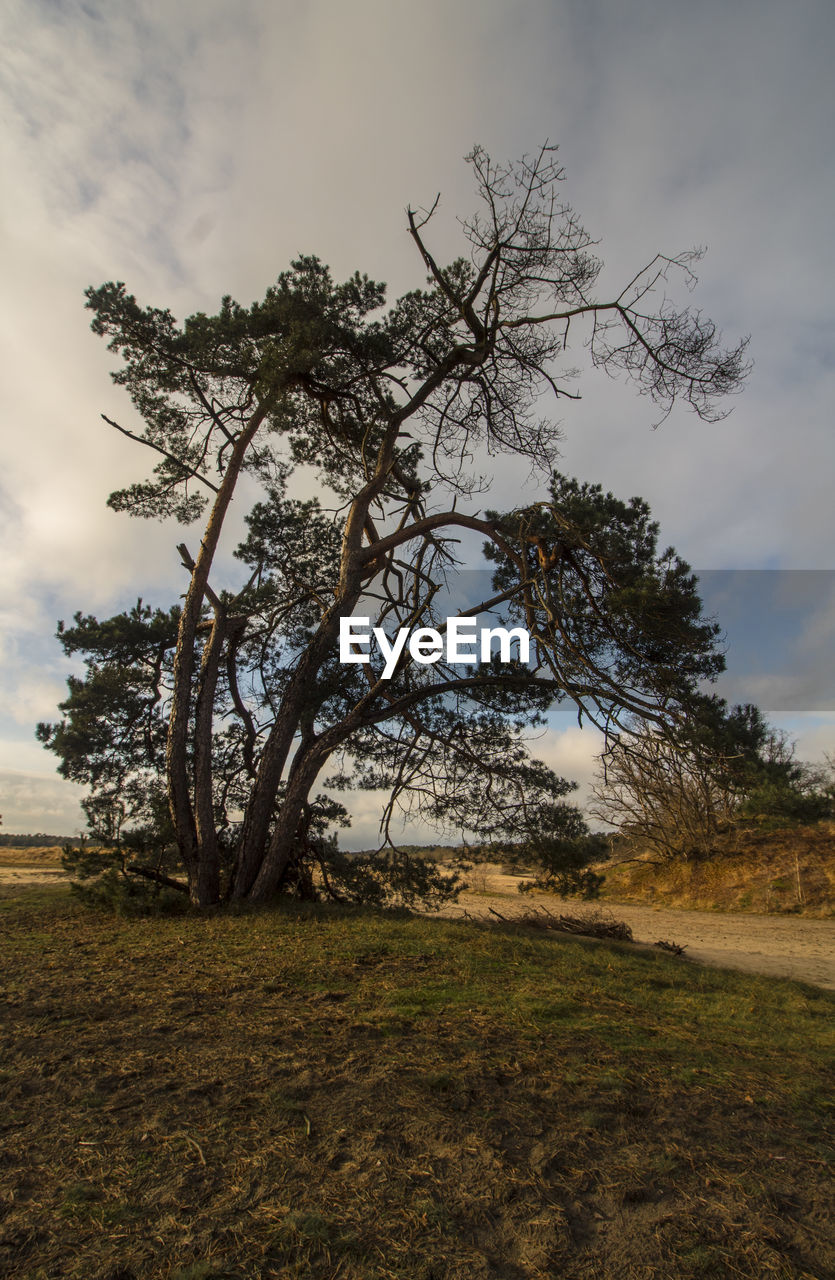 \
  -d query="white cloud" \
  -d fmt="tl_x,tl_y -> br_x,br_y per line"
1,0 -> 833,831
0,768 -> 86,835
531,721 -> 604,808
1,671 -> 68,728
792,717 -> 835,764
